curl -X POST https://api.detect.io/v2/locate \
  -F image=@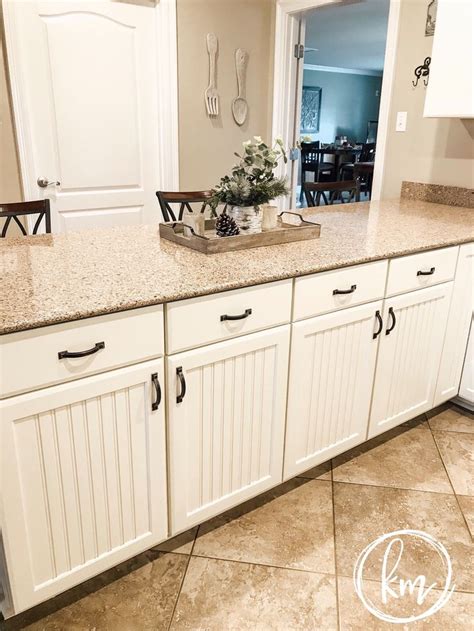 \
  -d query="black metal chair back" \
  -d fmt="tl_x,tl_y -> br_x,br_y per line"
1,199 -> 51,237
156,190 -> 214,222
304,180 -> 360,207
